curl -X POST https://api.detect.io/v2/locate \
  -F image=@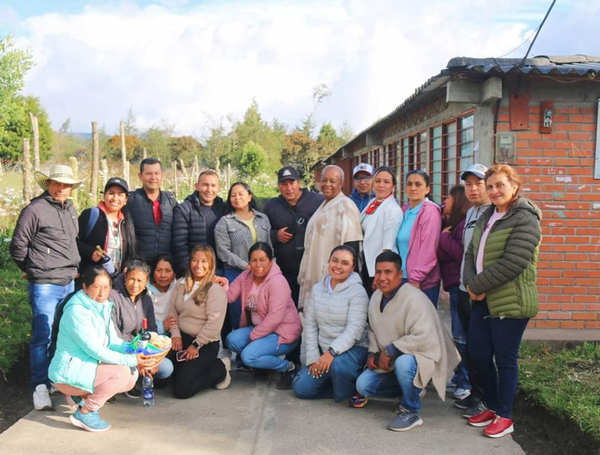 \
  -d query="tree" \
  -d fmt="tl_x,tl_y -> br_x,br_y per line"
169,135 -> 201,165
0,95 -> 53,161
123,106 -> 139,136
142,122 -> 175,164
0,34 -> 34,155
106,135 -> 144,162
338,122 -> 355,144
237,141 -> 267,178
